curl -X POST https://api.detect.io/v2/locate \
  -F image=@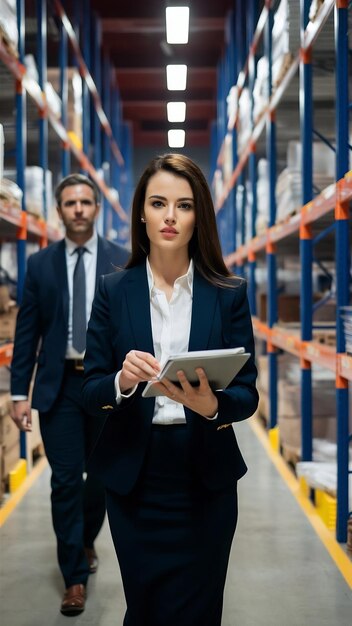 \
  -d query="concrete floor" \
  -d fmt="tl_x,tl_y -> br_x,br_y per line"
1,418 -> 351,626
